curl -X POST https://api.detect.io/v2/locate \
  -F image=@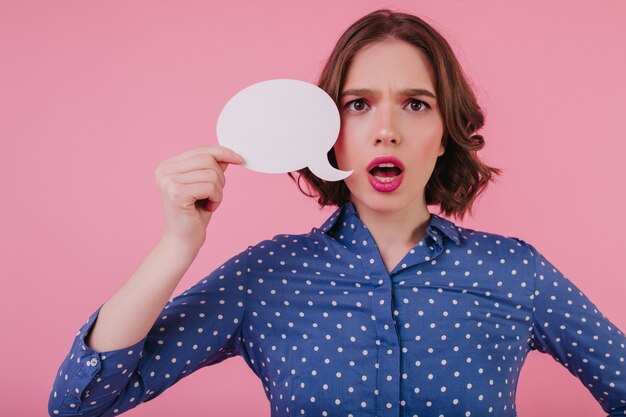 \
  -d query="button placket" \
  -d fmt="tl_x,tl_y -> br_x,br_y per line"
353,226 -> 402,417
